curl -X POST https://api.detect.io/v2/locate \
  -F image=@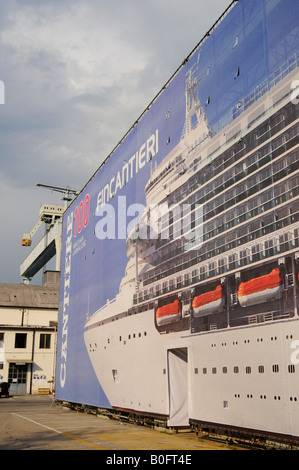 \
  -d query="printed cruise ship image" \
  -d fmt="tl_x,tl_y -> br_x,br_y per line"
56,0 -> 299,446
84,51 -> 299,439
